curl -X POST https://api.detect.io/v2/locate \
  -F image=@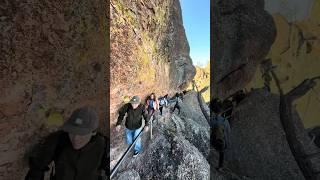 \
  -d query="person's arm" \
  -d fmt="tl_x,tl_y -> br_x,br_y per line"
142,108 -> 150,126
116,104 -> 129,126
98,136 -> 109,178
25,131 -> 62,180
